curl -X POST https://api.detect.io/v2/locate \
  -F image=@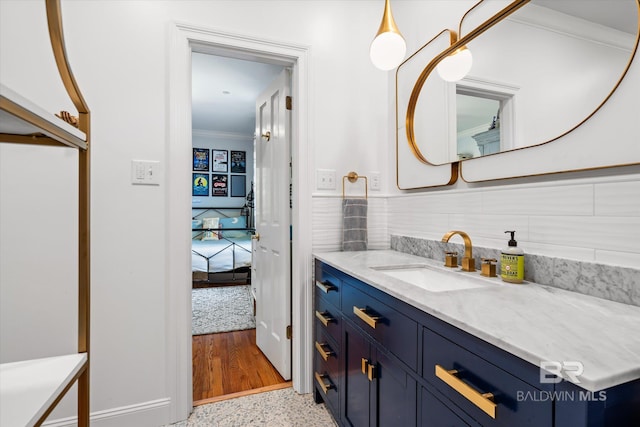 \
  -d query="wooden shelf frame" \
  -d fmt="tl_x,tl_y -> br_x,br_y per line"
0,1 -> 91,426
